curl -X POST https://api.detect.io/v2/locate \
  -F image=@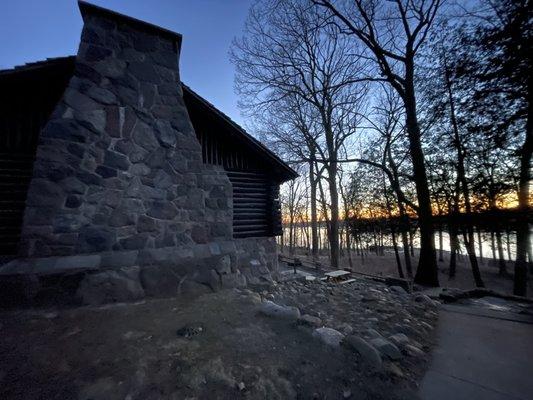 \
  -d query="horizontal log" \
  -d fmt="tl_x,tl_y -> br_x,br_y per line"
0,227 -> 23,235
0,201 -> 26,210
234,224 -> 270,232
0,233 -> 21,241
233,213 -> 268,220
233,198 -> 268,204
228,174 -> 268,181
233,231 -> 271,238
0,209 -> 25,216
233,206 -> 268,212
0,244 -> 19,255
232,188 -> 268,195
231,183 -> 268,190
230,182 -> 268,188
0,192 -> 28,201
226,170 -> 268,177
0,173 -> 33,181
233,220 -> 269,227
